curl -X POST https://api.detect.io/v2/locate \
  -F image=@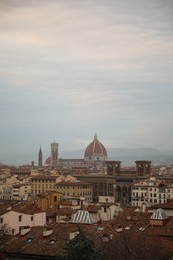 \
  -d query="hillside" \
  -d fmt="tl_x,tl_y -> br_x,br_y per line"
60,147 -> 173,166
